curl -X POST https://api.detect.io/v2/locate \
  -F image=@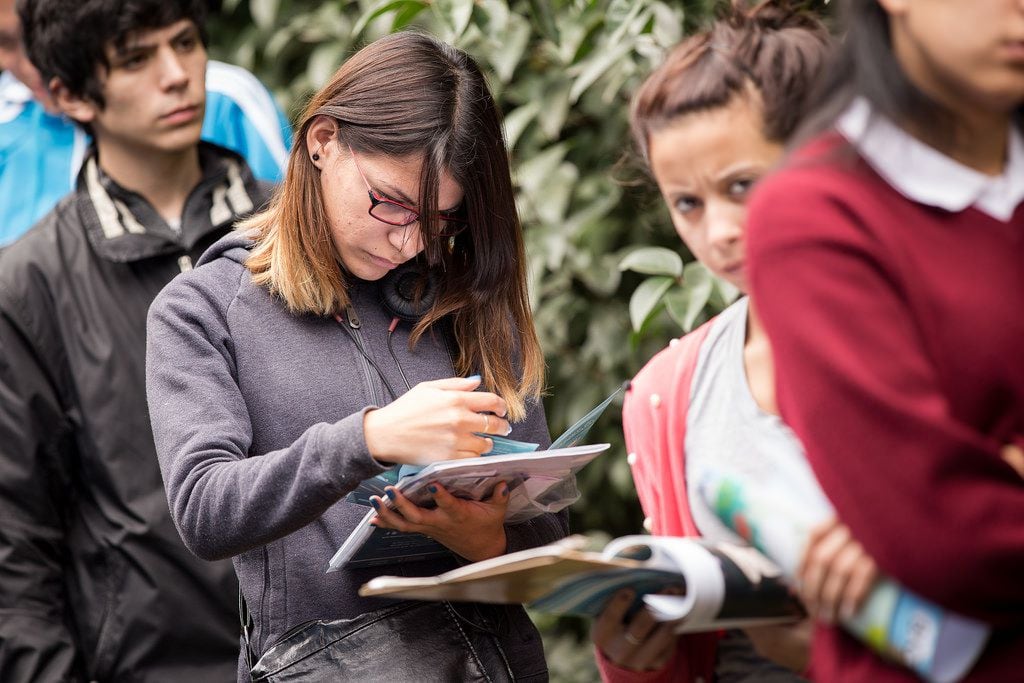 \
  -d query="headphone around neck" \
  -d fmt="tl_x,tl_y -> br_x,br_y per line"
379,260 -> 439,324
